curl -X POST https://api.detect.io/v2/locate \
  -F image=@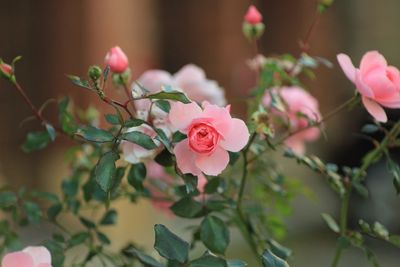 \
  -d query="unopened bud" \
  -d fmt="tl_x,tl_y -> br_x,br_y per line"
242,22 -> 265,42
244,5 -> 263,25
0,62 -> 12,79
112,68 -> 131,87
88,65 -> 102,81
105,46 -> 129,73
